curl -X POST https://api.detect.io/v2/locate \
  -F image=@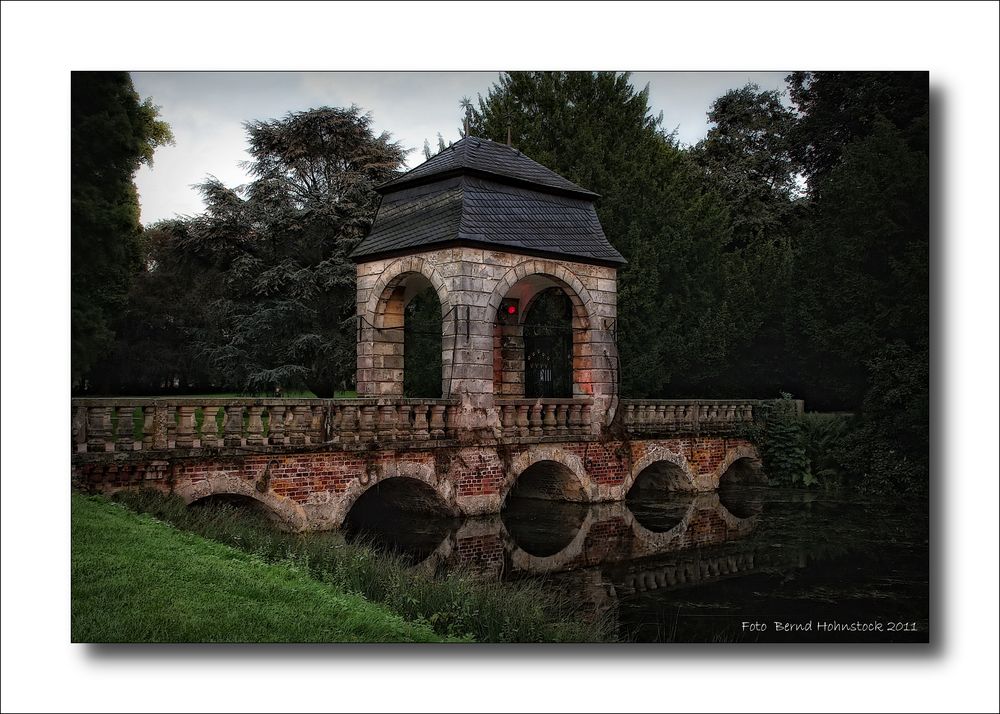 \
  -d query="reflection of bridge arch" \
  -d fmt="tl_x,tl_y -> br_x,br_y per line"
508,507 -> 598,573
621,448 -> 696,499
334,460 -> 456,527
501,446 -> 596,505
175,473 -> 308,532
